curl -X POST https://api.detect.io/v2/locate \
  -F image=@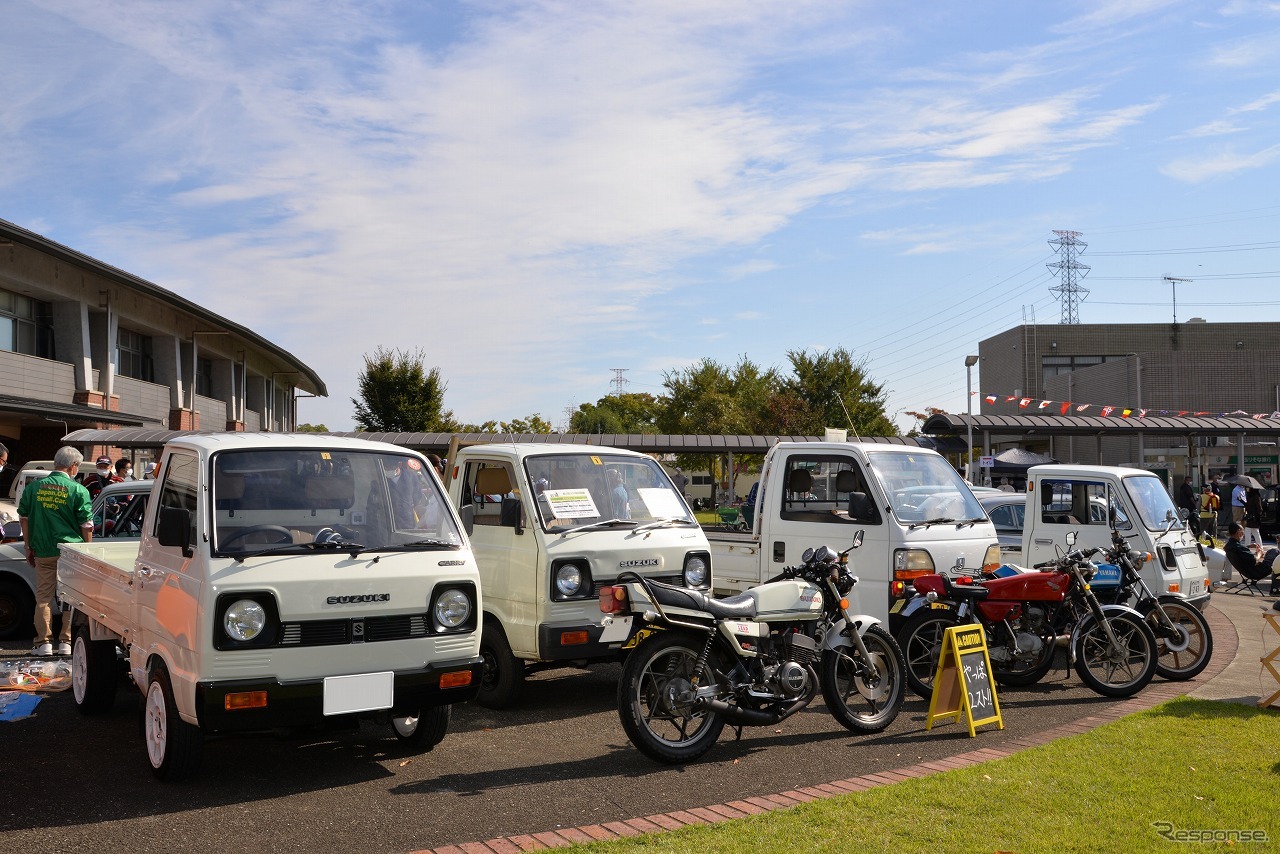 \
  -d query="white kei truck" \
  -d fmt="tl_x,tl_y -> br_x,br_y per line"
1021,464 -> 1212,607
447,443 -> 711,708
57,433 -> 484,780
702,441 -> 1002,635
